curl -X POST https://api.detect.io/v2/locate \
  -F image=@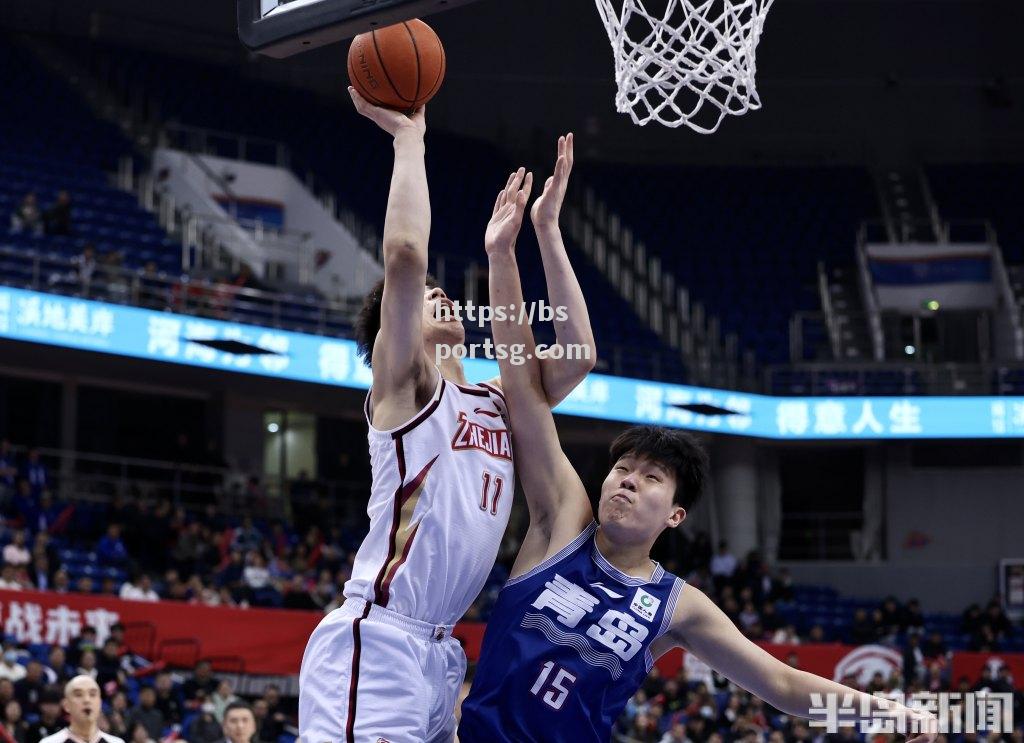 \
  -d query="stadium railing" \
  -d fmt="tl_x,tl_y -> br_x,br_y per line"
9,444 -> 369,523
765,360 -> 1024,396
0,244 -> 360,336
